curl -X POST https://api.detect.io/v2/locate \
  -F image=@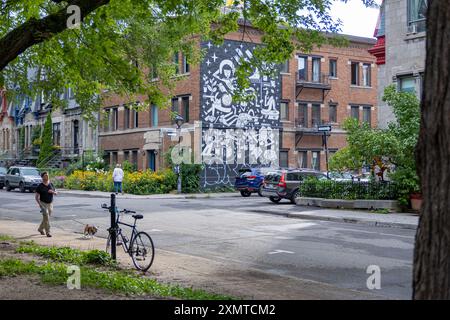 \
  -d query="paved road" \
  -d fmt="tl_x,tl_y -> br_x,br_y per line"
0,189 -> 414,299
